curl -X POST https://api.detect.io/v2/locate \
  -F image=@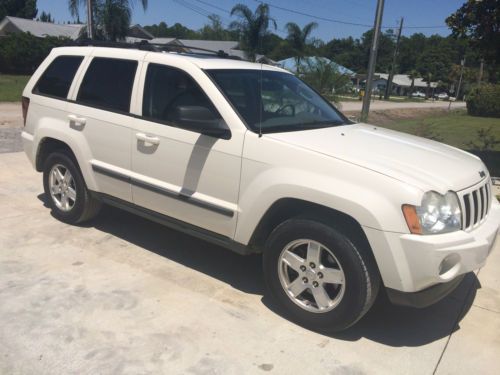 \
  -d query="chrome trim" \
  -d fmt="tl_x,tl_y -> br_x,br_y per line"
91,164 -> 234,217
